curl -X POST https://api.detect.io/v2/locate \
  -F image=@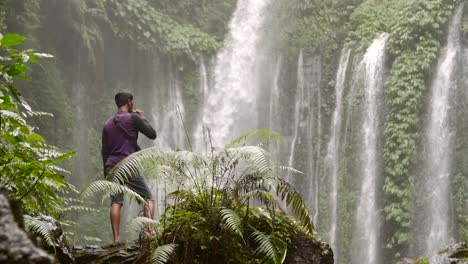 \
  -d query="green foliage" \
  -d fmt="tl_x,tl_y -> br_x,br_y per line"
24,214 -> 55,247
346,1 -> 404,46
149,0 -> 237,41
151,243 -> 177,264
83,131 -> 316,263
106,0 -> 220,60
381,0 -> 463,256
415,257 -> 429,264
0,34 -> 75,217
